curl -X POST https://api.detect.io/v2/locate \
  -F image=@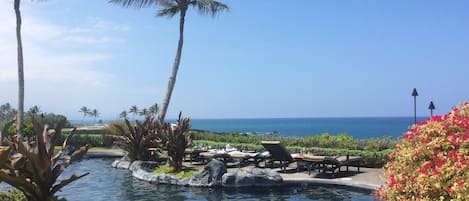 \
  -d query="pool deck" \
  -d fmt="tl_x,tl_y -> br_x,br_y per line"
278,167 -> 384,190
89,149 -> 385,191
